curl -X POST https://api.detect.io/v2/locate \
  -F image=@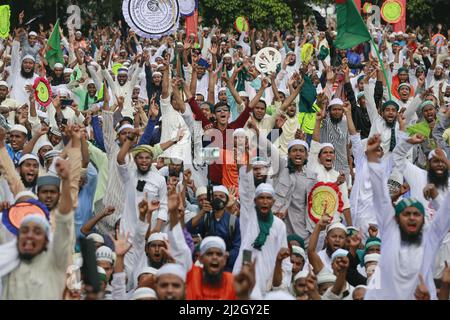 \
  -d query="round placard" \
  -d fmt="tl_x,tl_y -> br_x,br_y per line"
307,182 -> 344,224
381,0 -> 404,24
122,0 -> 180,38
234,16 -> 249,33
255,47 -> 281,75
431,34 -> 446,48
33,77 -> 52,108
179,0 -> 196,17
2,199 -> 50,236
301,43 -> 314,64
